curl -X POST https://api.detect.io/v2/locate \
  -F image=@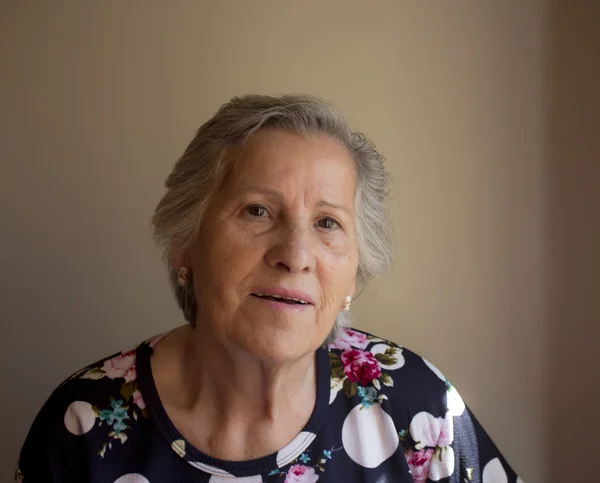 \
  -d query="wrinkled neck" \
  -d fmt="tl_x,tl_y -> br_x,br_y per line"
180,325 -> 317,422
